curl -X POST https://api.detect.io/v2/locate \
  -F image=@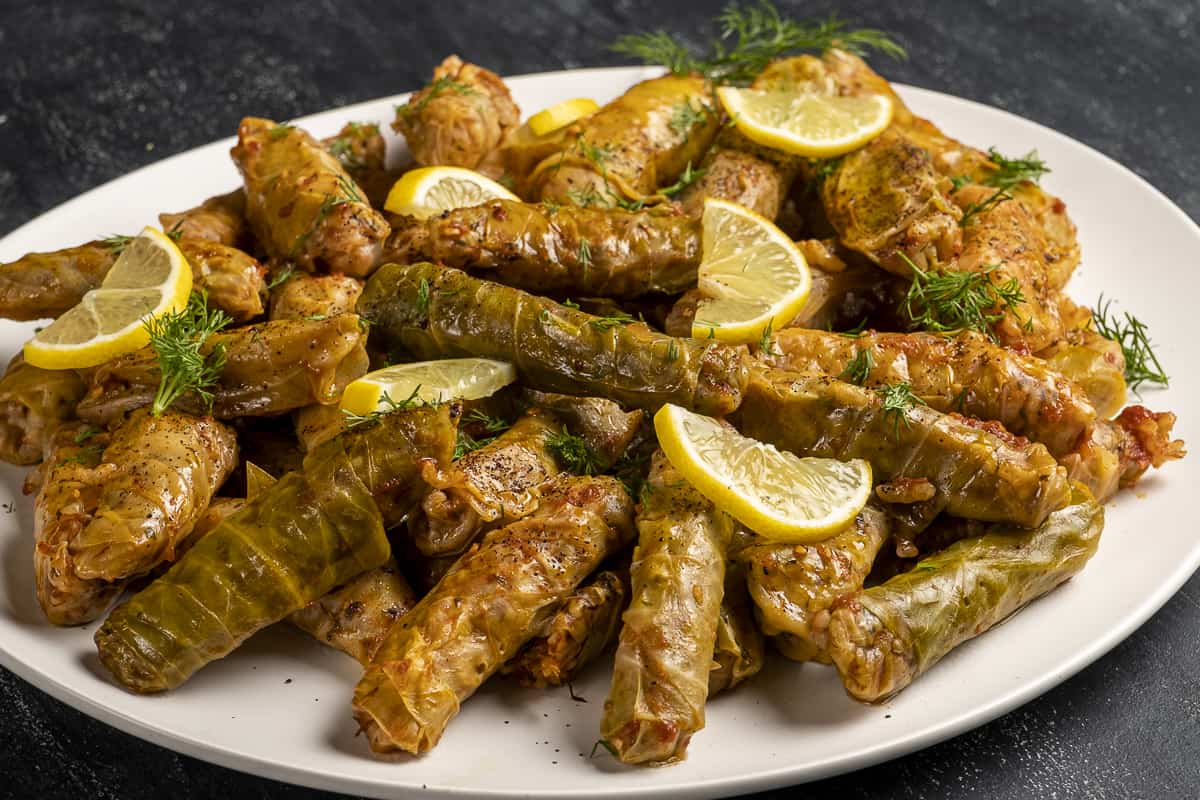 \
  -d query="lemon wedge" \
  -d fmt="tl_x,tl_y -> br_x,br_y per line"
527,97 -> 599,136
24,227 -> 192,369
690,198 -> 811,344
384,166 -> 519,219
717,86 -> 893,158
340,358 -> 517,415
654,404 -> 872,542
